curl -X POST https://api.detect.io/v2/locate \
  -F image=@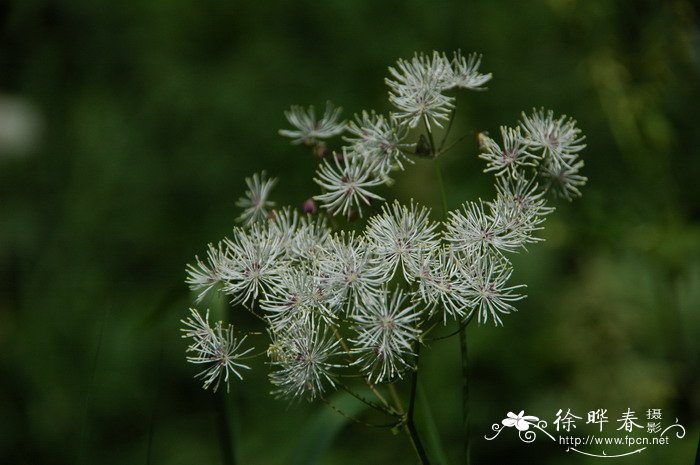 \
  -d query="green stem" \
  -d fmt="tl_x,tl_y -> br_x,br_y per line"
438,108 -> 457,153
215,390 -> 236,465
424,115 -> 437,157
436,133 -> 470,158
405,344 -> 431,465
459,325 -> 471,465
434,162 -> 448,218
